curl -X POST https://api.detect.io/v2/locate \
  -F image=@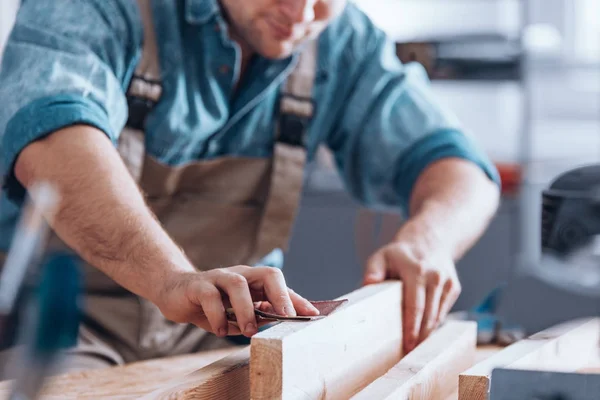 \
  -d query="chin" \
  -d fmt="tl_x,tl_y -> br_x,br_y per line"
257,40 -> 296,60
